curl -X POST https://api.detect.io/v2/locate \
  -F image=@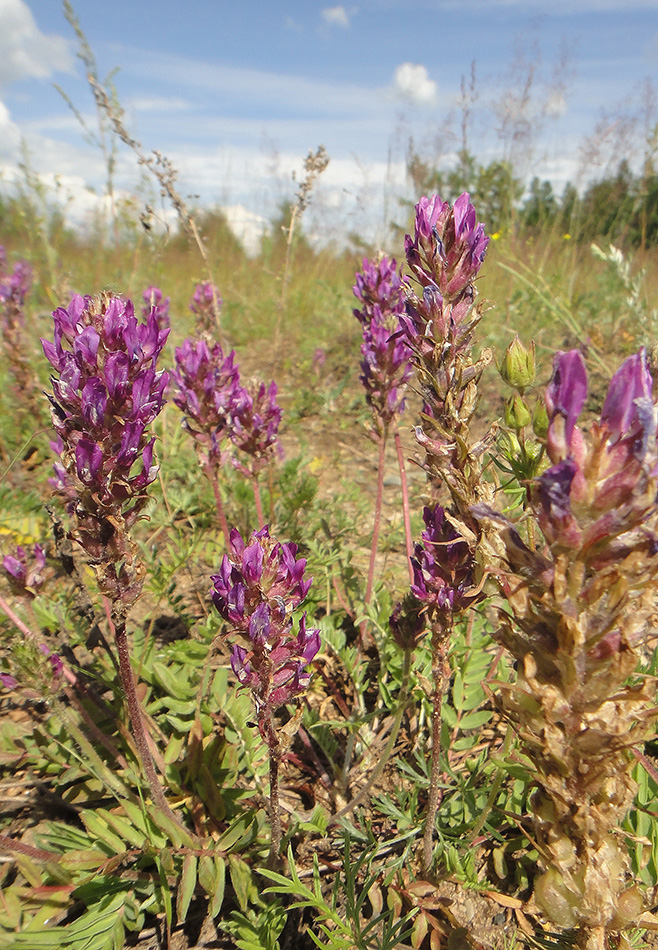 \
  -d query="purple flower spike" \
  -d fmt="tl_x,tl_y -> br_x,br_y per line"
211,526 -> 319,735
410,505 -> 480,621
189,281 -> 222,332
405,192 -> 489,301
42,293 -> 170,605
172,337 -> 240,469
211,526 -> 313,632
353,255 -> 413,436
230,379 -> 282,474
